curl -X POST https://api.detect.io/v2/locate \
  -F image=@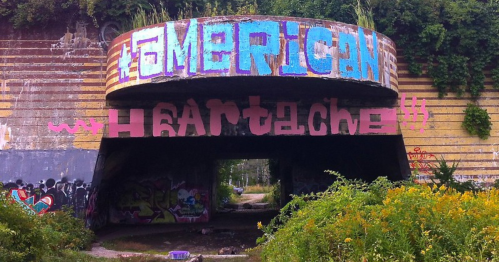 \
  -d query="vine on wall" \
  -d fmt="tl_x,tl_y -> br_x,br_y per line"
372,0 -> 499,139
